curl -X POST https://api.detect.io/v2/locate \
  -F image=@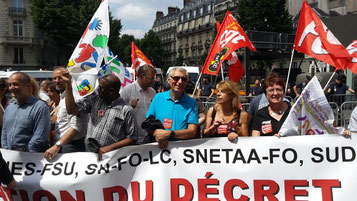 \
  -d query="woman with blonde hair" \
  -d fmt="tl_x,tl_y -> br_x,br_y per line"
203,80 -> 248,141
